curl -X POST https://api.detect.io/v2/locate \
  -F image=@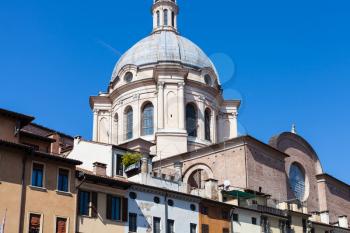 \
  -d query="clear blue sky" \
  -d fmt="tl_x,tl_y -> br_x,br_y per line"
1,0 -> 349,183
